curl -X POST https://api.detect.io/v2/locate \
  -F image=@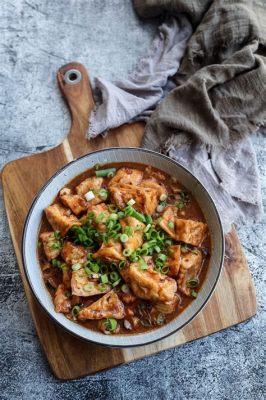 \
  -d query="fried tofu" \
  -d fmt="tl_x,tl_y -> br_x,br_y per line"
159,206 -> 207,246
109,183 -> 158,215
174,219 -> 208,246
78,290 -> 125,320
166,245 -> 181,277
127,257 -> 177,302
177,250 -> 203,296
40,231 -> 61,260
54,284 -> 72,313
75,176 -> 104,205
93,239 -> 125,262
87,203 -> 110,232
120,216 -> 145,251
109,167 -> 143,186
60,188 -> 89,215
45,203 -> 80,237
140,179 -> 167,199
71,268 -> 111,297
61,241 -> 87,265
